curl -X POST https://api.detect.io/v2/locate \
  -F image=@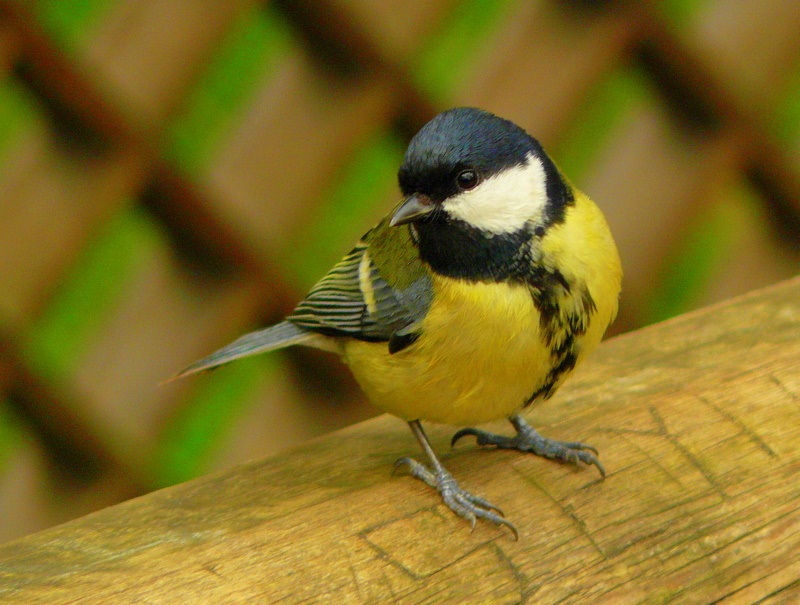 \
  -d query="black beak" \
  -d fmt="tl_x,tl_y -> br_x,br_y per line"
390,194 -> 435,226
